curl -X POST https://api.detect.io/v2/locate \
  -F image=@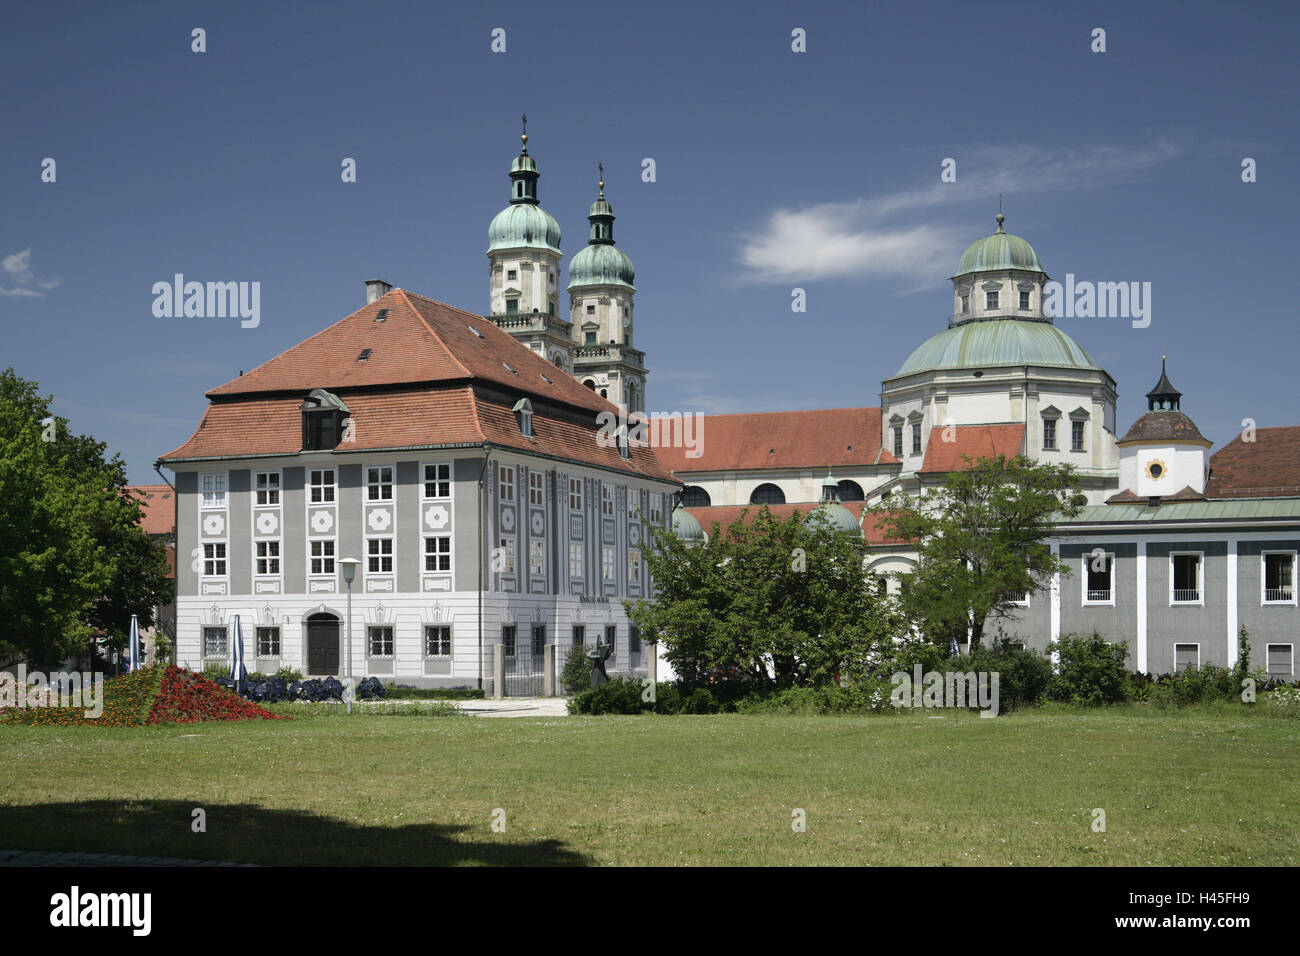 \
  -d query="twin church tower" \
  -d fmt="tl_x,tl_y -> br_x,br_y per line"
486,119 -> 647,413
